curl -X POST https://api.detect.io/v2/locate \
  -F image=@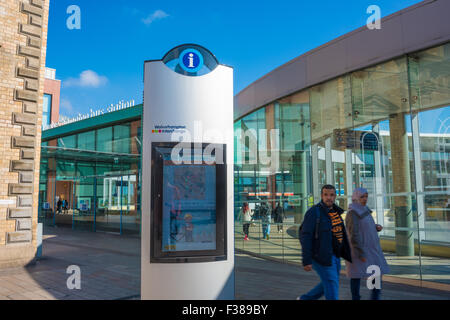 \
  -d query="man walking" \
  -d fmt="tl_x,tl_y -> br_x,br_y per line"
260,202 -> 271,240
273,202 -> 285,233
298,185 -> 352,300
